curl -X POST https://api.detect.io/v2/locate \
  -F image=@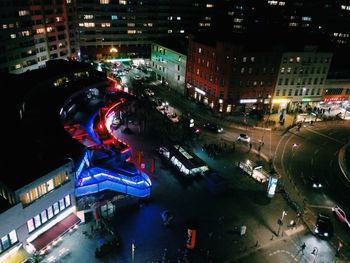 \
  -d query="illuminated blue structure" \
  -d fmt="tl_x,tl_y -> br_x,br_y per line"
73,140 -> 151,198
